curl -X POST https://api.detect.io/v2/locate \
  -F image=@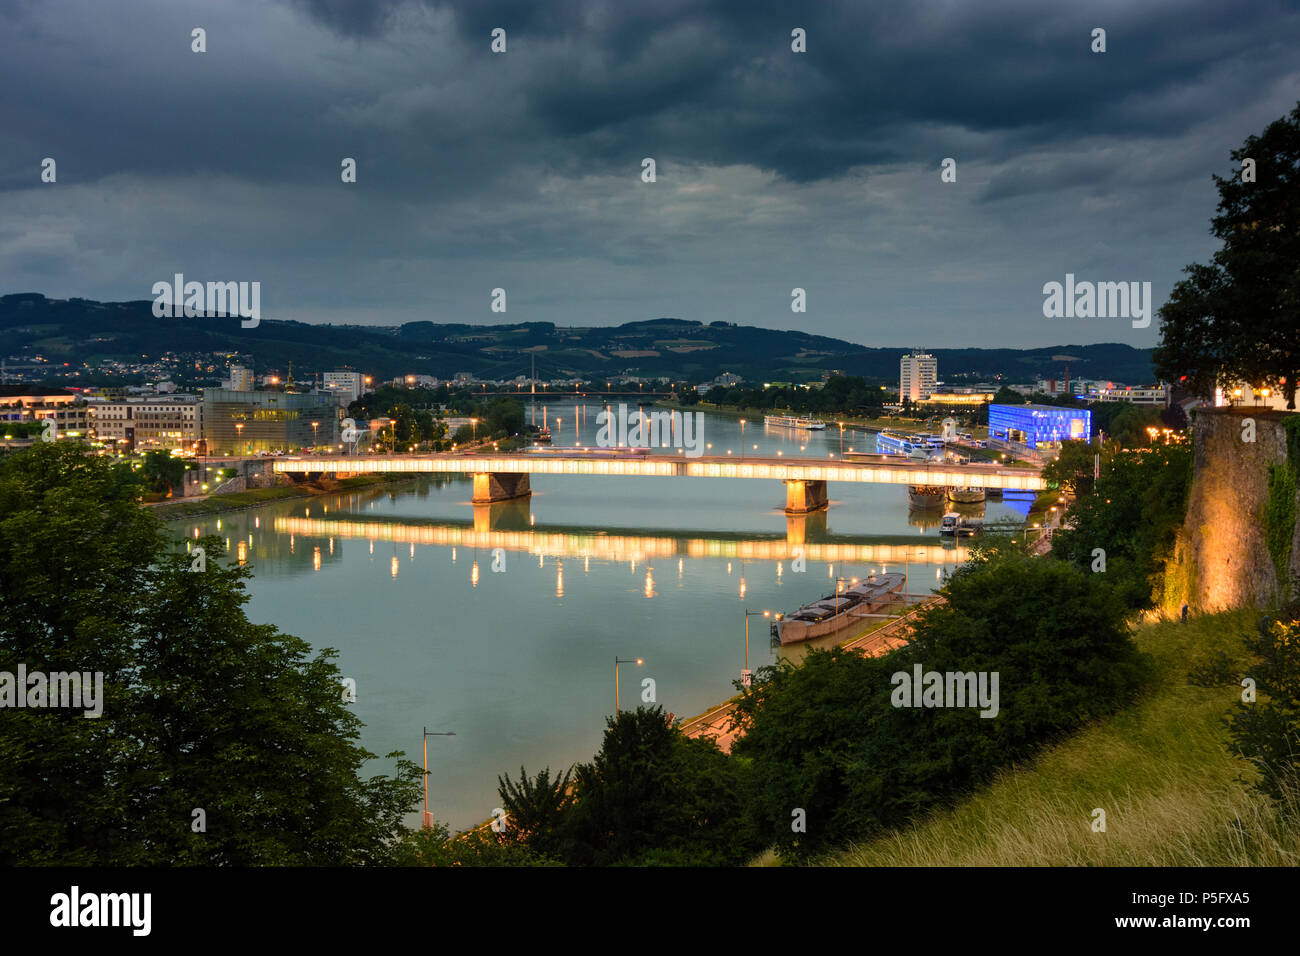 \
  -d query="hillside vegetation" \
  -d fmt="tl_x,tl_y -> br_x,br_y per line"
821,609 -> 1300,866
